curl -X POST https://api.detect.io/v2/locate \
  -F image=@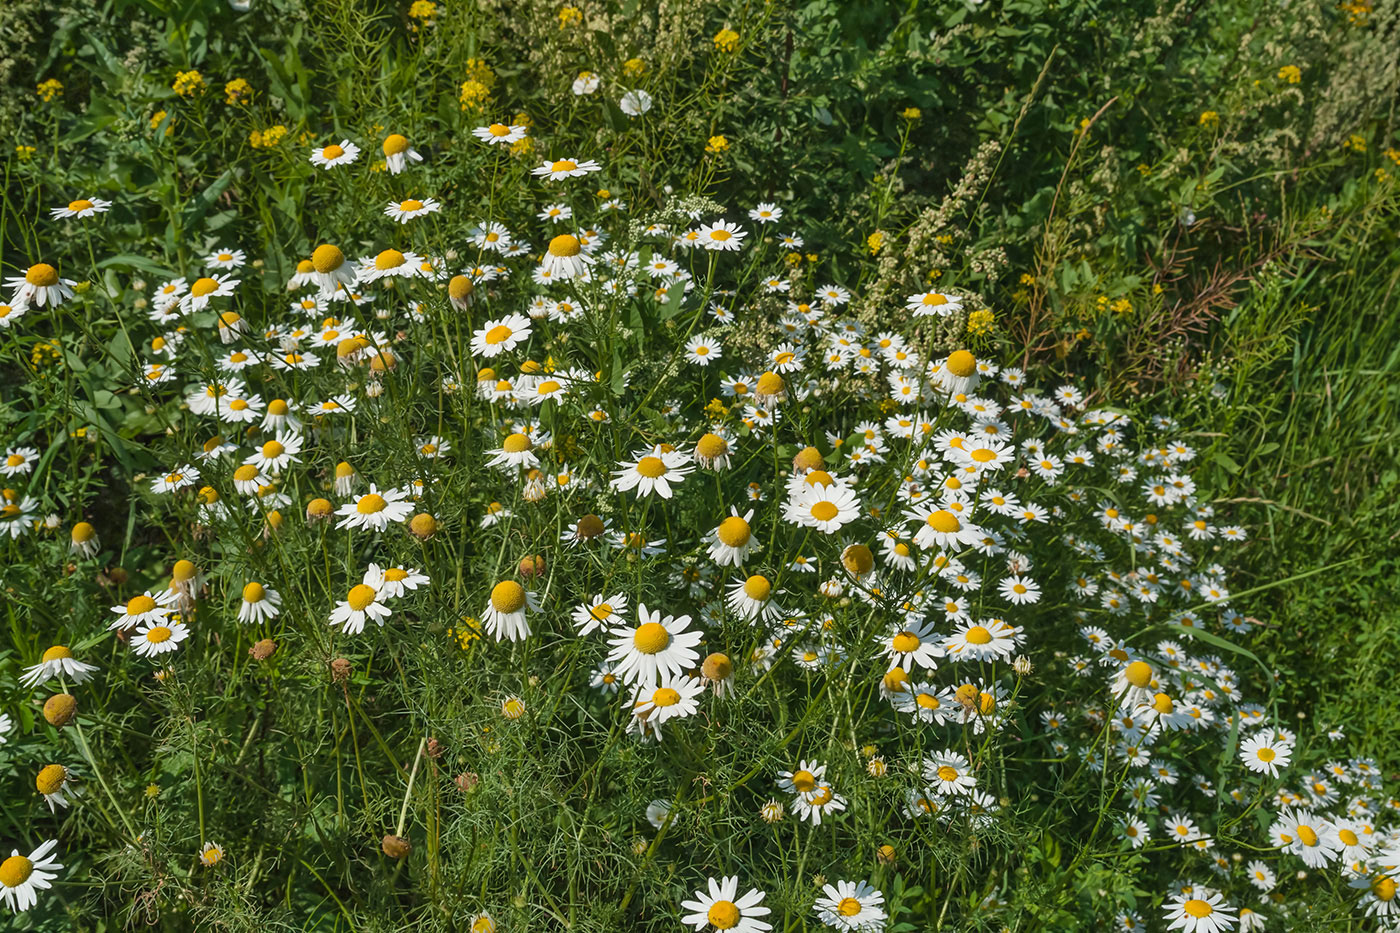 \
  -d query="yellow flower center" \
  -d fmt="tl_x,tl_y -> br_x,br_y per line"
809,501 -> 839,522
970,447 -> 997,463
937,765 -> 959,782
838,897 -> 862,917
42,645 -> 74,662
892,631 -> 920,653
717,516 -> 751,547
1124,661 -> 1153,688
323,144 -> 345,159
946,349 -> 976,377
399,199 -> 424,211
550,159 -> 578,172
635,456 -> 667,478
916,692 -> 939,709
374,249 -> 405,270
548,234 -> 583,258
0,856 -> 34,888
68,199 -> 94,212
965,626 -> 992,645
312,244 -> 345,272
485,324 -> 513,345
36,764 -> 66,795
1374,876 -> 1397,901
1256,747 -> 1276,762
921,293 -> 948,306
710,229 -> 732,241
490,581 -> 526,614
127,595 -> 156,615
1338,828 -> 1359,846
924,511 -> 961,535
1297,825 -> 1319,847
632,622 -> 670,654
651,687 -> 681,707
696,433 -> 728,458
261,440 -> 285,460
356,494 -> 388,515
26,263 -> 59,286
346,584 -> 377,612
743,575 -> 772,601
1182,899 -> 1212,919
707,900 -> 740,929
145,625 -> 173,644
190,277 -> 219,297
791,769 -> 817,792
242,582 -> 265,603
502,433 -> 532,453
382,134 -> 409,155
